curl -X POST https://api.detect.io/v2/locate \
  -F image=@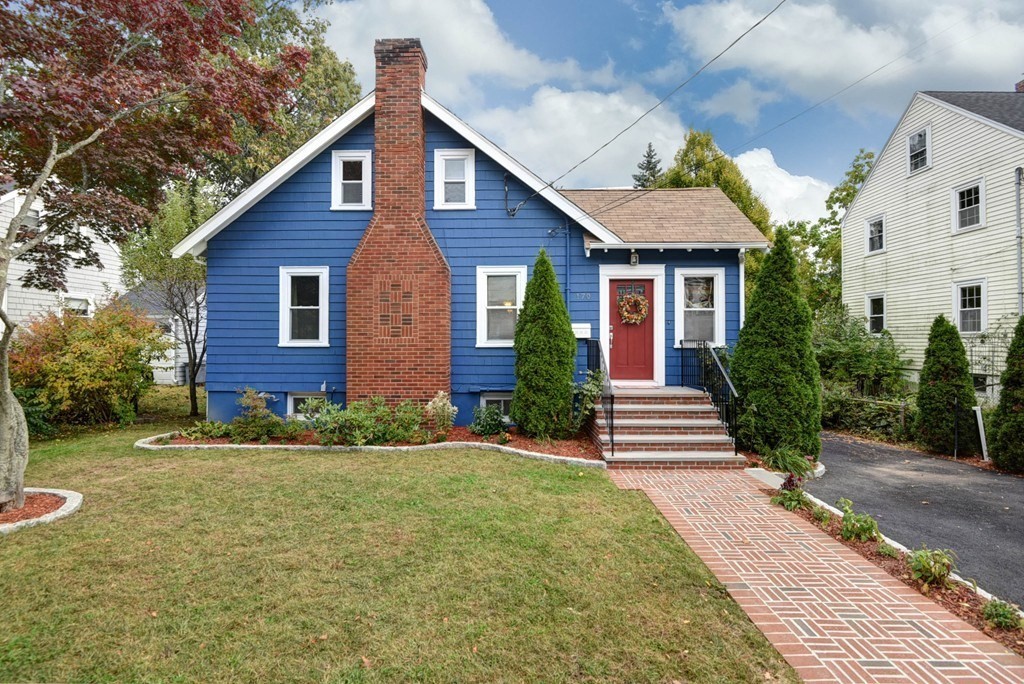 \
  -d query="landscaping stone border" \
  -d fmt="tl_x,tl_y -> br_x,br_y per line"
135,432 -> 607,469
0,488 -> 83,535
